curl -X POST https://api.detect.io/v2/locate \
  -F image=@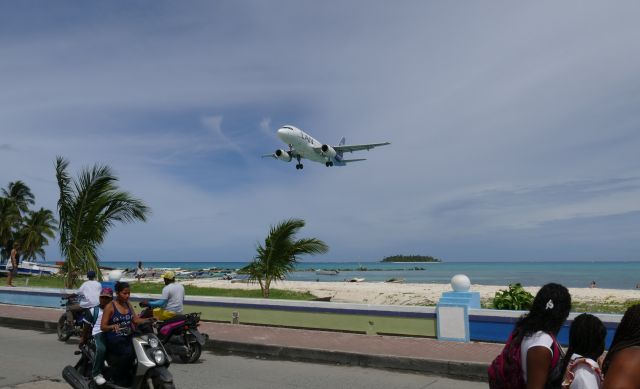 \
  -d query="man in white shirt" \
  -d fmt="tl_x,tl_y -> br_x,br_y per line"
145,271 -> 185,319
67,270 -> 102,325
